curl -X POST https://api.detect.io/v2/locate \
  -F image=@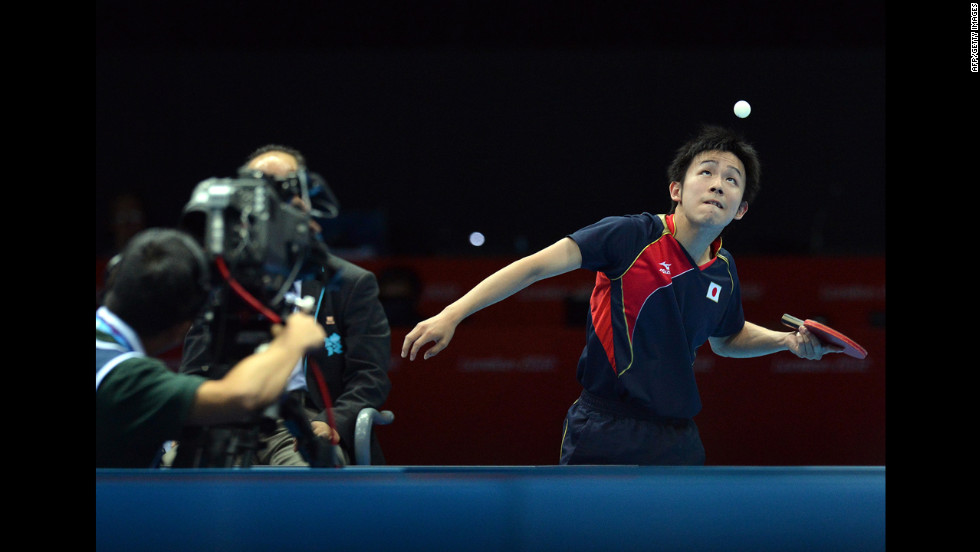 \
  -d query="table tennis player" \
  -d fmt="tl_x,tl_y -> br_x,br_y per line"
401,124 -> 843,465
